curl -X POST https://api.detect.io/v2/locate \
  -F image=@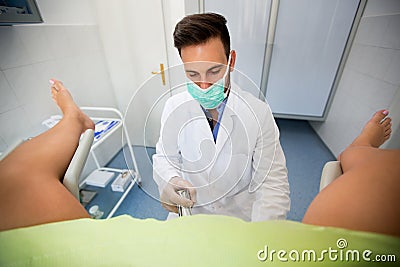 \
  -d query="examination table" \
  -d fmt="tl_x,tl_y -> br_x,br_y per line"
0,214 -> 399,266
